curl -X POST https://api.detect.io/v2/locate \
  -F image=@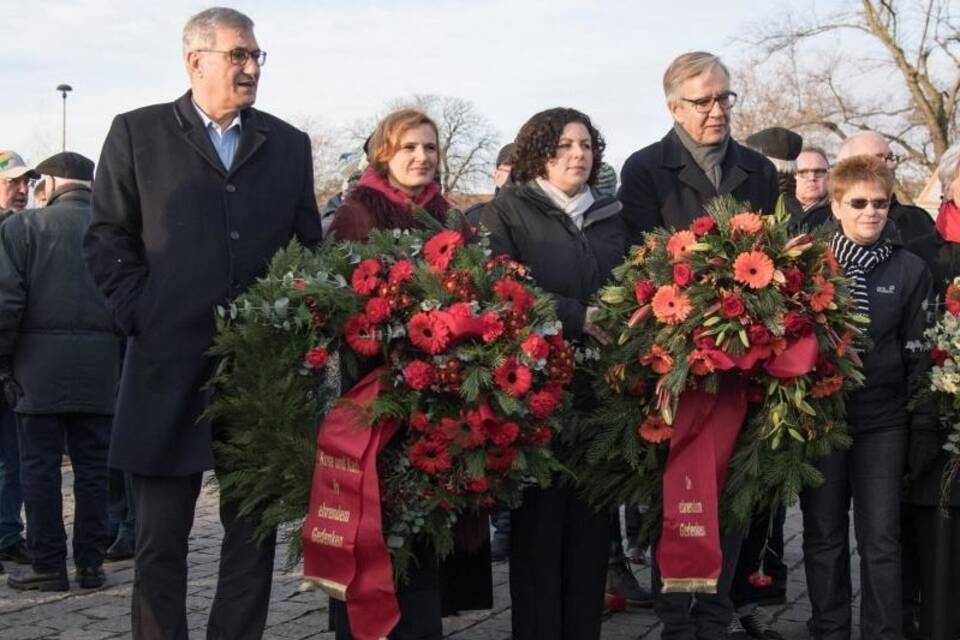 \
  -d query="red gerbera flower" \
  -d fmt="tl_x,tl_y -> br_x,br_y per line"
408,311 -> 452,354
423,230 -> 464,272
494,279 -> 534,315
442,416 -> 487,449
493,358 -> 533,397
485,446 -> 518,472
466,476 -> 490,493
410,438 -> 452,475
403,360 -> 436,391
351,259 -> 382,296
365,297 -> 392,324
389,259 -> 415,284
344,313 -> 381,356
